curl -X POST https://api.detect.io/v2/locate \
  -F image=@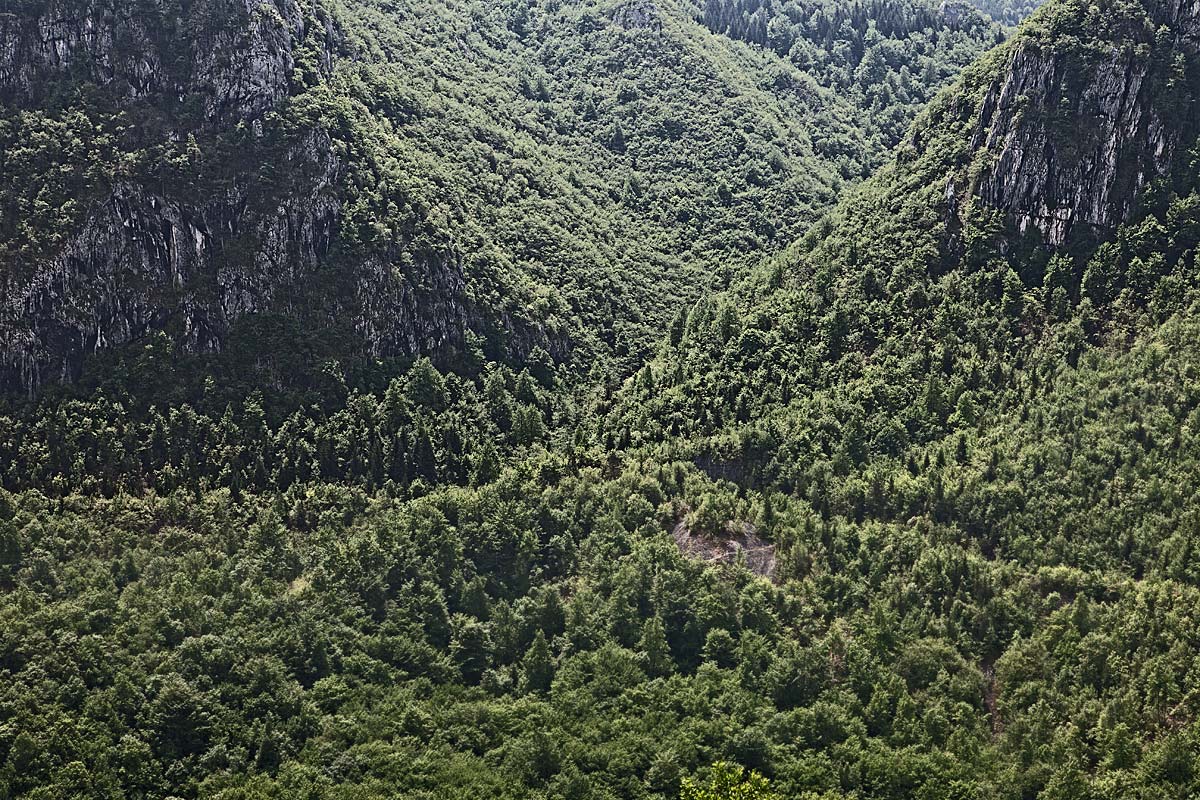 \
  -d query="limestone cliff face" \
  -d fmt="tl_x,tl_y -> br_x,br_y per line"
946,0 -> 1200,247
0,0 -> 324,120
0,0 -> 478,394
3,128 -> 340,389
